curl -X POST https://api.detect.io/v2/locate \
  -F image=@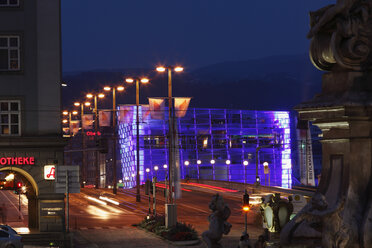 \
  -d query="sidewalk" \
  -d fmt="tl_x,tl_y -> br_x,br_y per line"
72,225 -> 254,248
